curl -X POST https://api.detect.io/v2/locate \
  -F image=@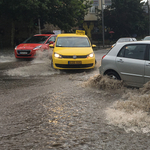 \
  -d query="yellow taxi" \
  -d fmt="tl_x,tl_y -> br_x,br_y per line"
49,30 -> 96,70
